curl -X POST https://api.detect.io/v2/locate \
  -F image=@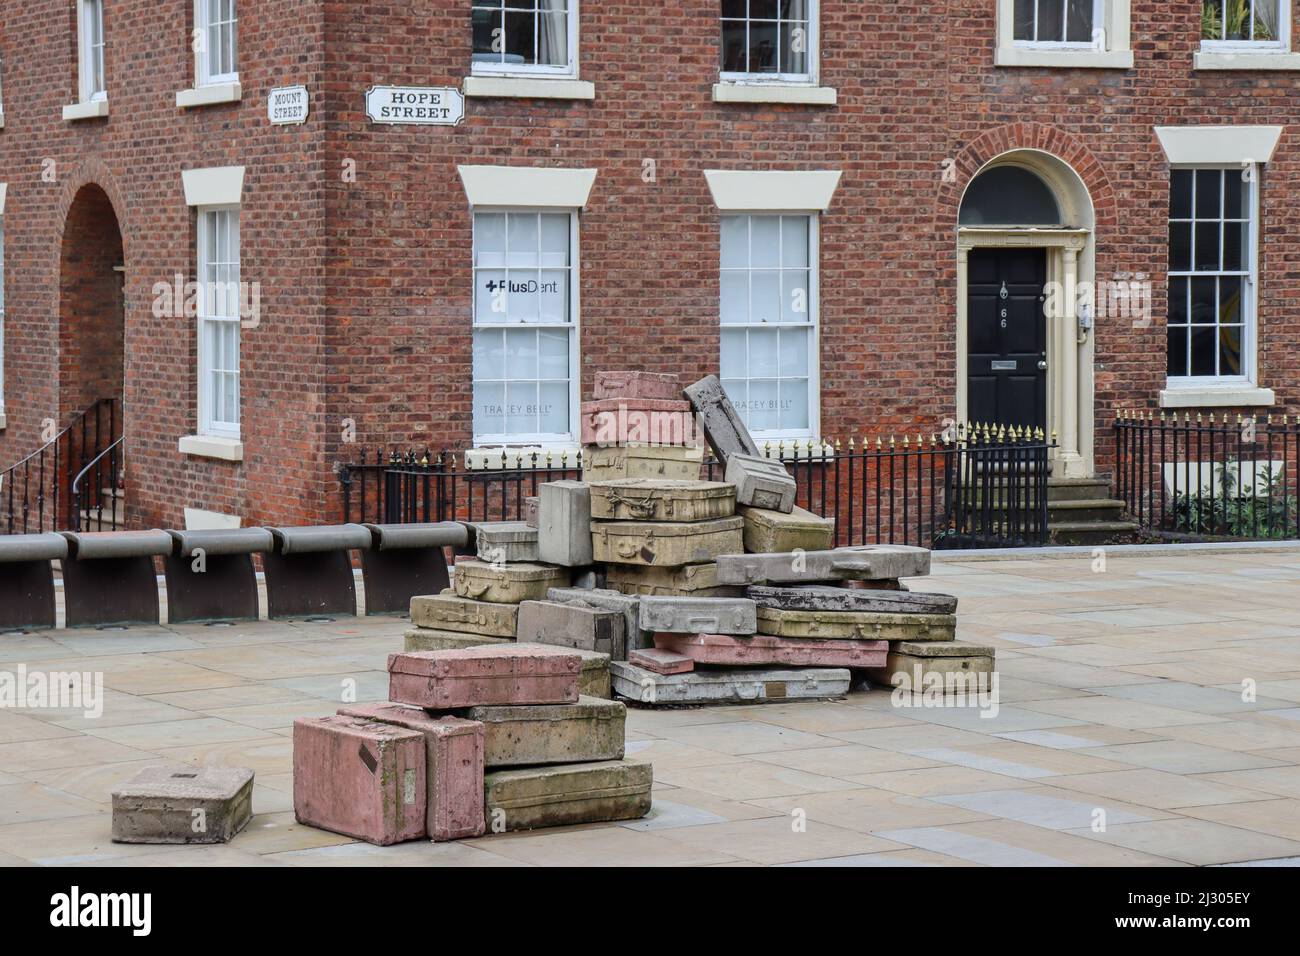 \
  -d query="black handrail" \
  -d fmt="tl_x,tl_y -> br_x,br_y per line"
71,435 -> 125,533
